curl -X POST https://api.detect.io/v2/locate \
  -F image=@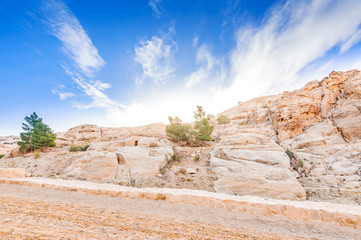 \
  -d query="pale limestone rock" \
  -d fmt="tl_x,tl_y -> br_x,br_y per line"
332,99 -> 361,142
116,146 -> 173,178
211,156 -> 305,200
63,151 -> 118,182
0,168 -> 26,178
186,168 -> 197,174
64,124 -> 102,142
